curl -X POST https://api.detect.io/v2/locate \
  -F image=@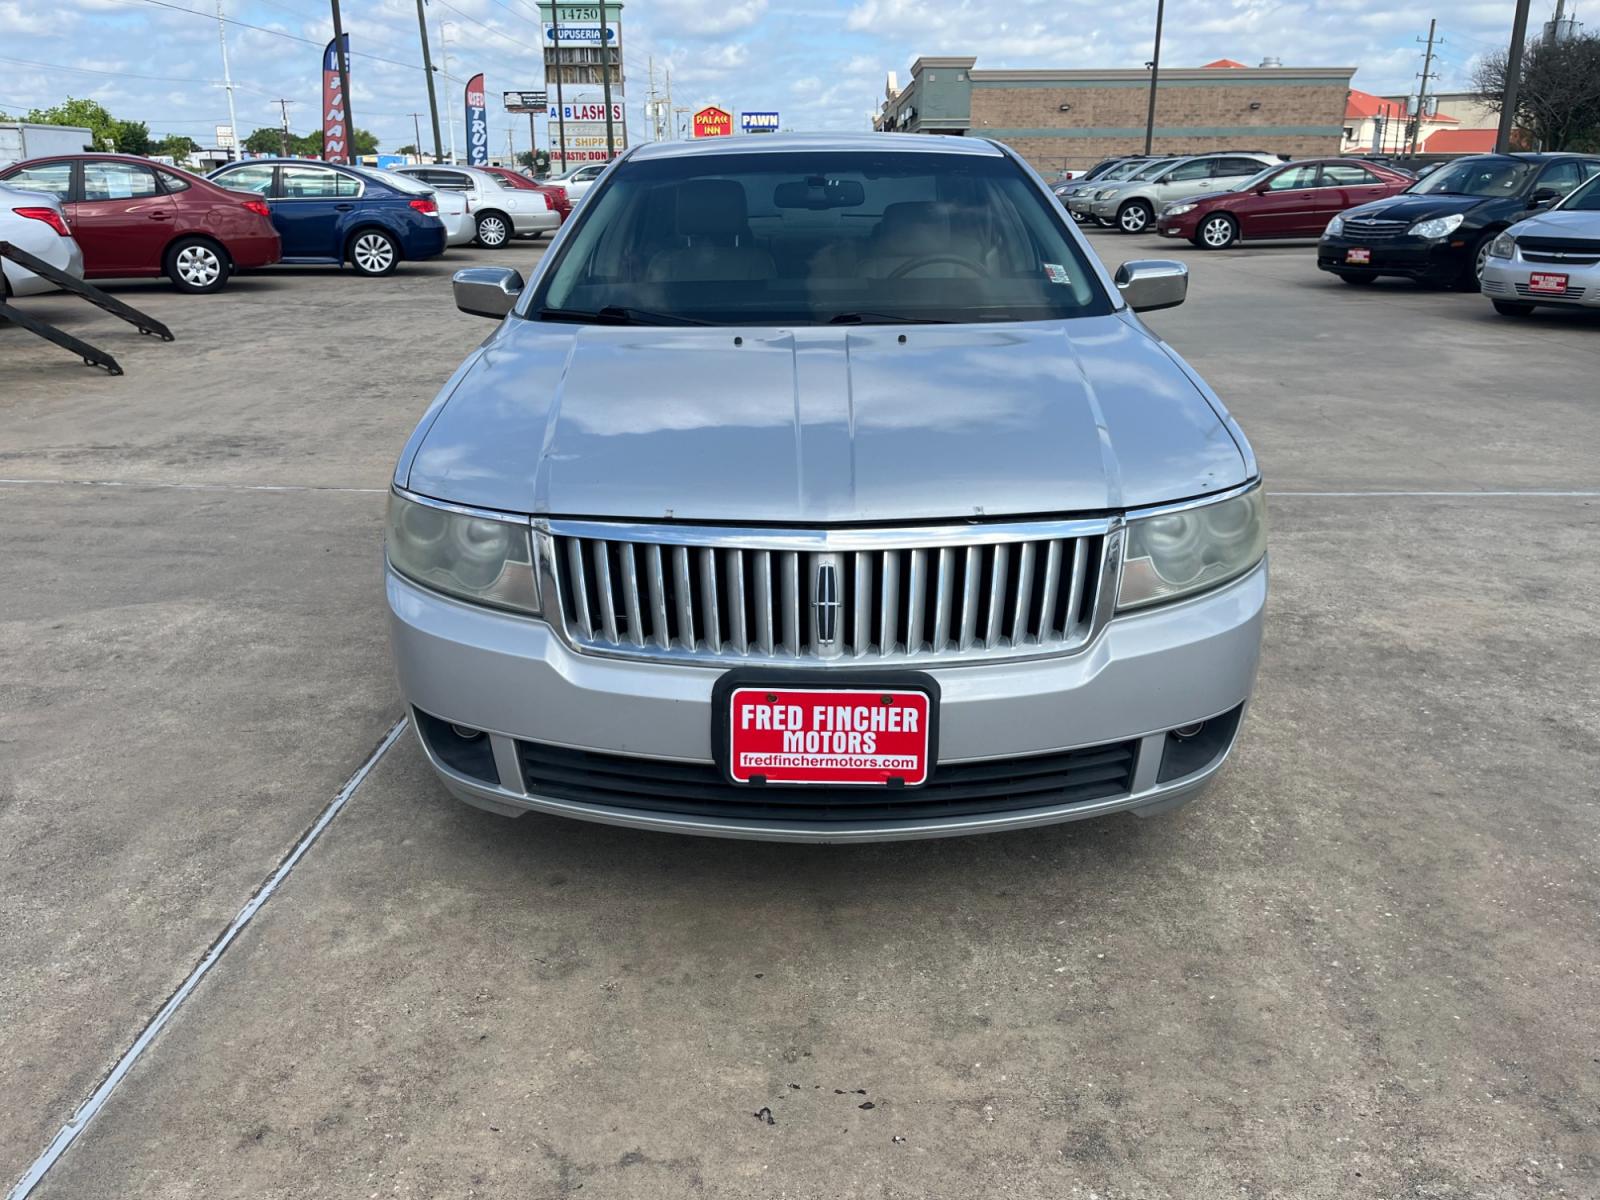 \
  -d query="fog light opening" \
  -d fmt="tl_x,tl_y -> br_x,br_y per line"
450,724 -> 485,741
1172,722 -> 1204,740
